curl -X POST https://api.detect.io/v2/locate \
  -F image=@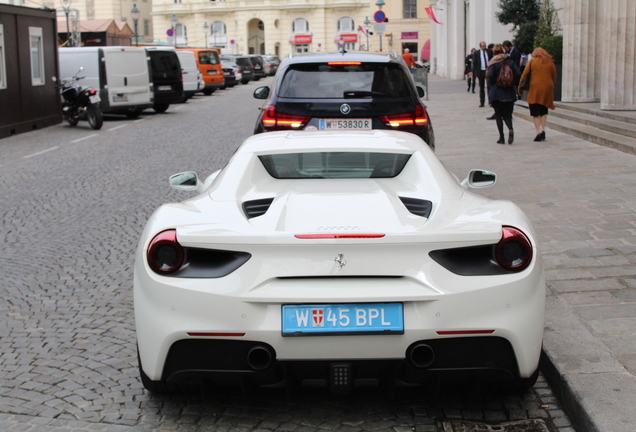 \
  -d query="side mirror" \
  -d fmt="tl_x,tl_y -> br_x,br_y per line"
169,171 -> 204,193
460,170 -> 497,189
416,86 -> 425,98
253,86 -> 270,100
